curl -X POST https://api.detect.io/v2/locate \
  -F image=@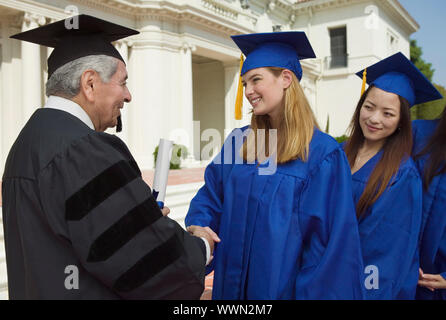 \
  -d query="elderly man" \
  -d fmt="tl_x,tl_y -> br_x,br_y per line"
2,15 -> 212,299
